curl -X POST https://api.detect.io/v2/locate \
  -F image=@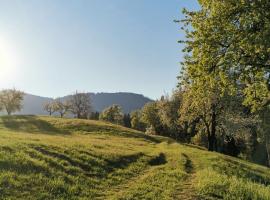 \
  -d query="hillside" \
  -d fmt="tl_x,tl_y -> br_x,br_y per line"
16,93 -> 152,115
0,116 -> 269,199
